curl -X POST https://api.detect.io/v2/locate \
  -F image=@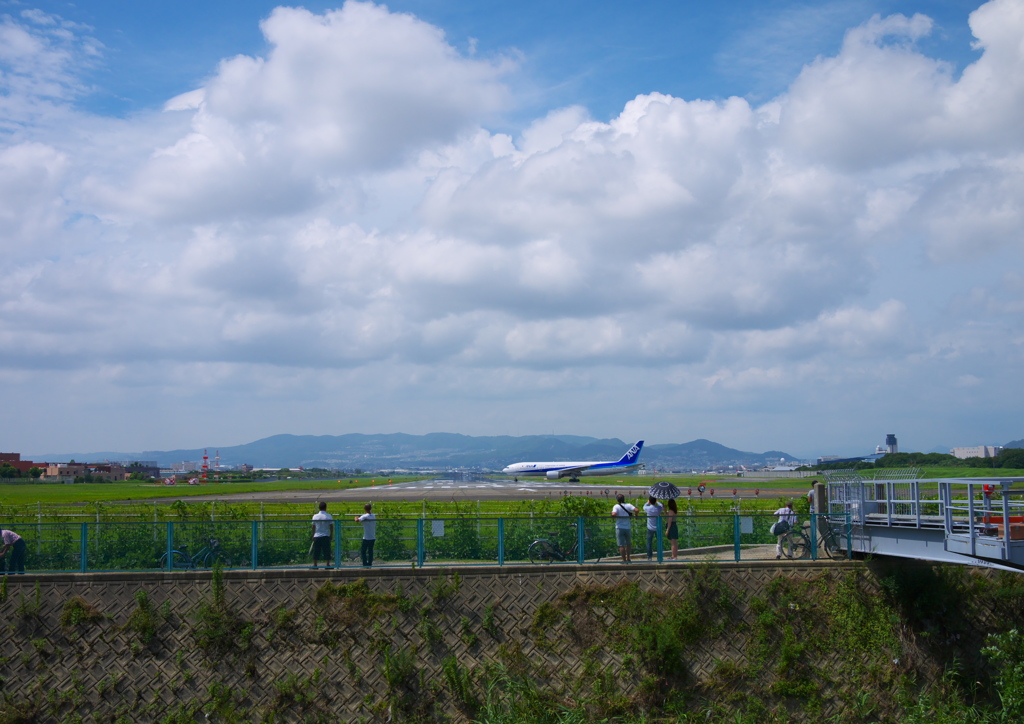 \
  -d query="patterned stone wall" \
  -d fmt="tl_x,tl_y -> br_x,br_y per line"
0,560 -> 1012,722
